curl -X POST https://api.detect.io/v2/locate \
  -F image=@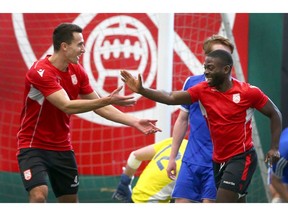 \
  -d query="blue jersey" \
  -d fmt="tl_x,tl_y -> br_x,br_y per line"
279,127 -> 288,160
181,74 -> 213,167
273,127 -> 288,183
